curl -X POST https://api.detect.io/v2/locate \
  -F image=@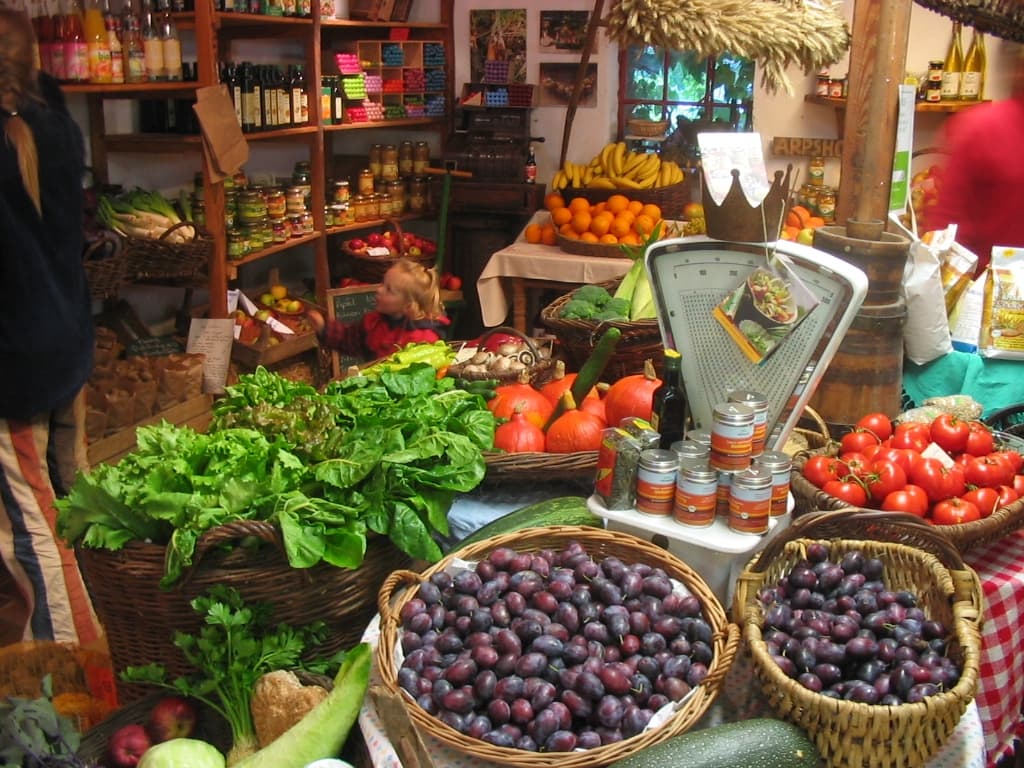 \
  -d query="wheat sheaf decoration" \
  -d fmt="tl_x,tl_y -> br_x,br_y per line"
605,0 -> 852,95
